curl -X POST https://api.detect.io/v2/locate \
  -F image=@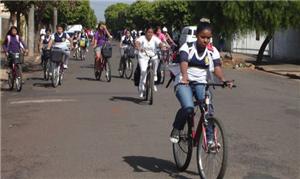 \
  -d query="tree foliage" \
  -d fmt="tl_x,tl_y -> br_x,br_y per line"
2,0 -> 97,29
